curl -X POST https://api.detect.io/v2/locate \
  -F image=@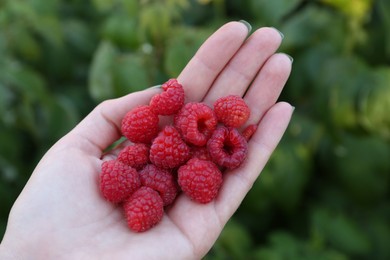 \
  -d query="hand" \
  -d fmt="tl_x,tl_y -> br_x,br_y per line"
0,21 -> 293,259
